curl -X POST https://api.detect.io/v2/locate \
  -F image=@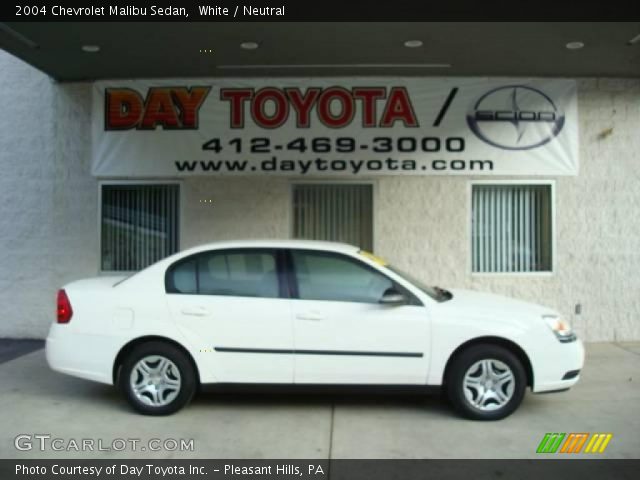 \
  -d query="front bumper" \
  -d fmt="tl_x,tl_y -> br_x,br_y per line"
532,338 -> 585,393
